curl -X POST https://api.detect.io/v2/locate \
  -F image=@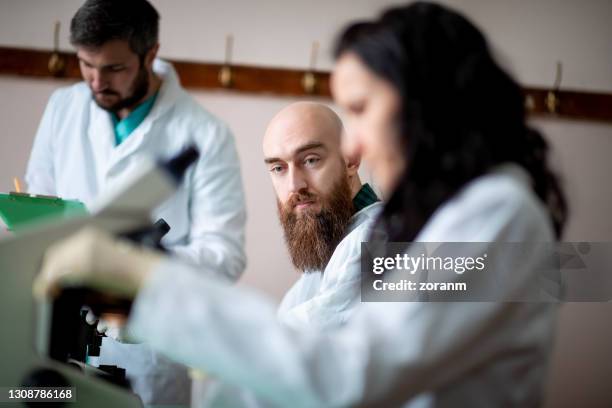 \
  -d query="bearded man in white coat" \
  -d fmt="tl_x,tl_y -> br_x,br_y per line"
263,102 -> 381,328
25,0 -> 246,405
196,102 -> 382,407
